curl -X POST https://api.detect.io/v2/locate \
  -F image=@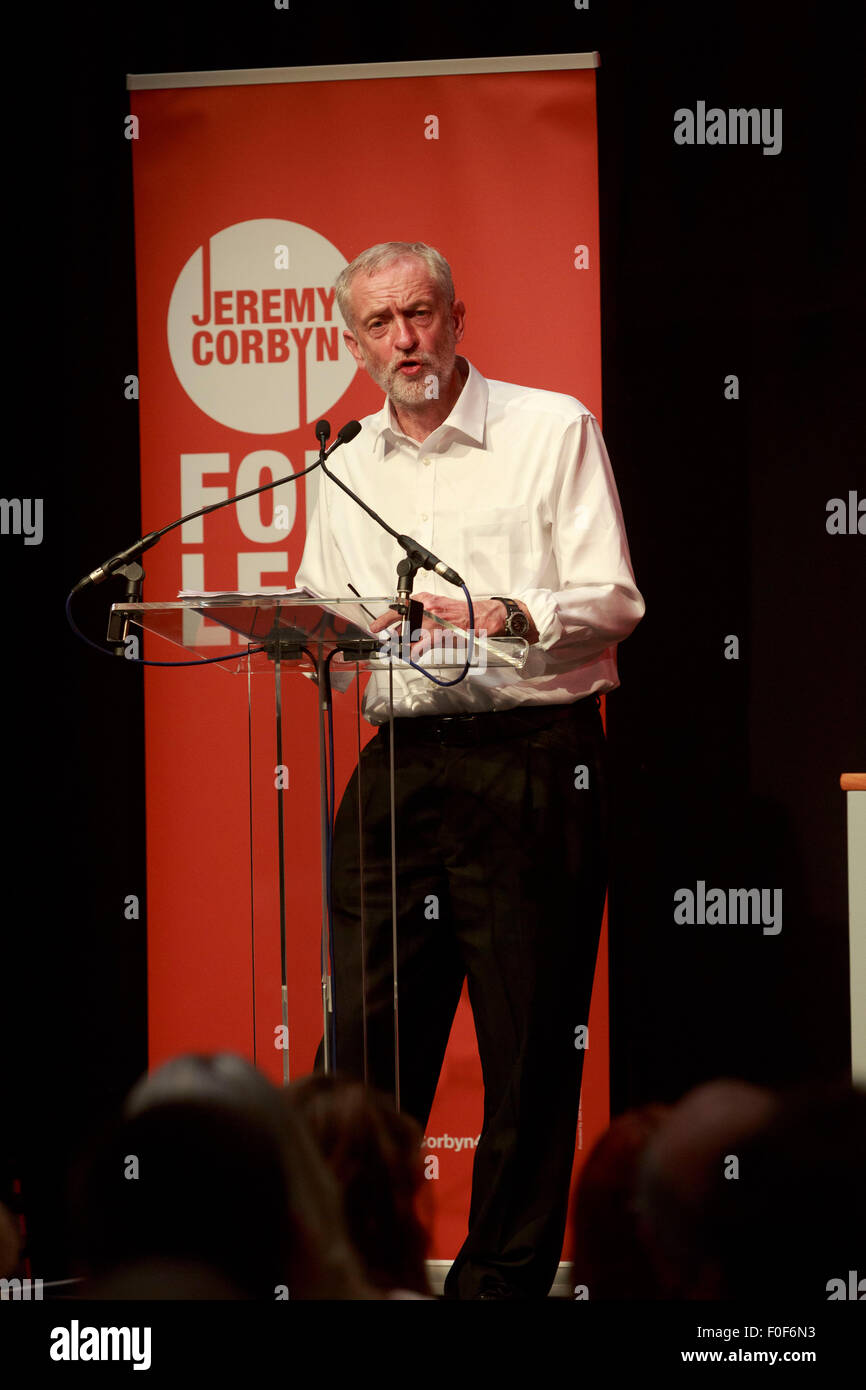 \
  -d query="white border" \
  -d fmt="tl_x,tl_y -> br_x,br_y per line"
127,52 -> 599,91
